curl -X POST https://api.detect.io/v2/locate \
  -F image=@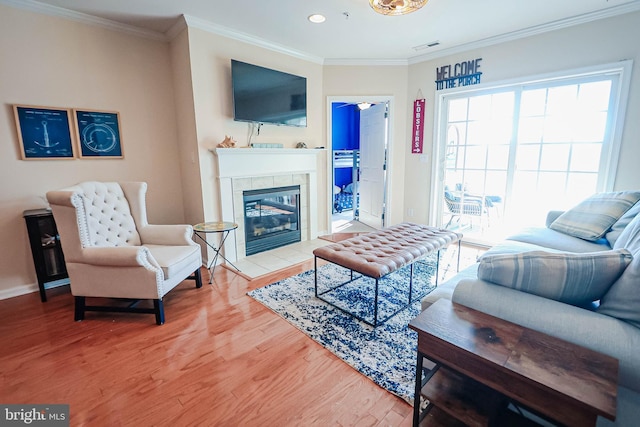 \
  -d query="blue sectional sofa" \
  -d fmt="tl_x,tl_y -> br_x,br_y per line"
422,194 -> 640,426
